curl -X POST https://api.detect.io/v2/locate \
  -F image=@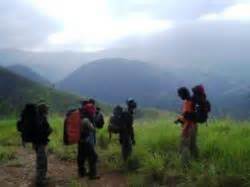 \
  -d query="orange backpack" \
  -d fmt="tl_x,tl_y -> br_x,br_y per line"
63,109 -> 81,145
